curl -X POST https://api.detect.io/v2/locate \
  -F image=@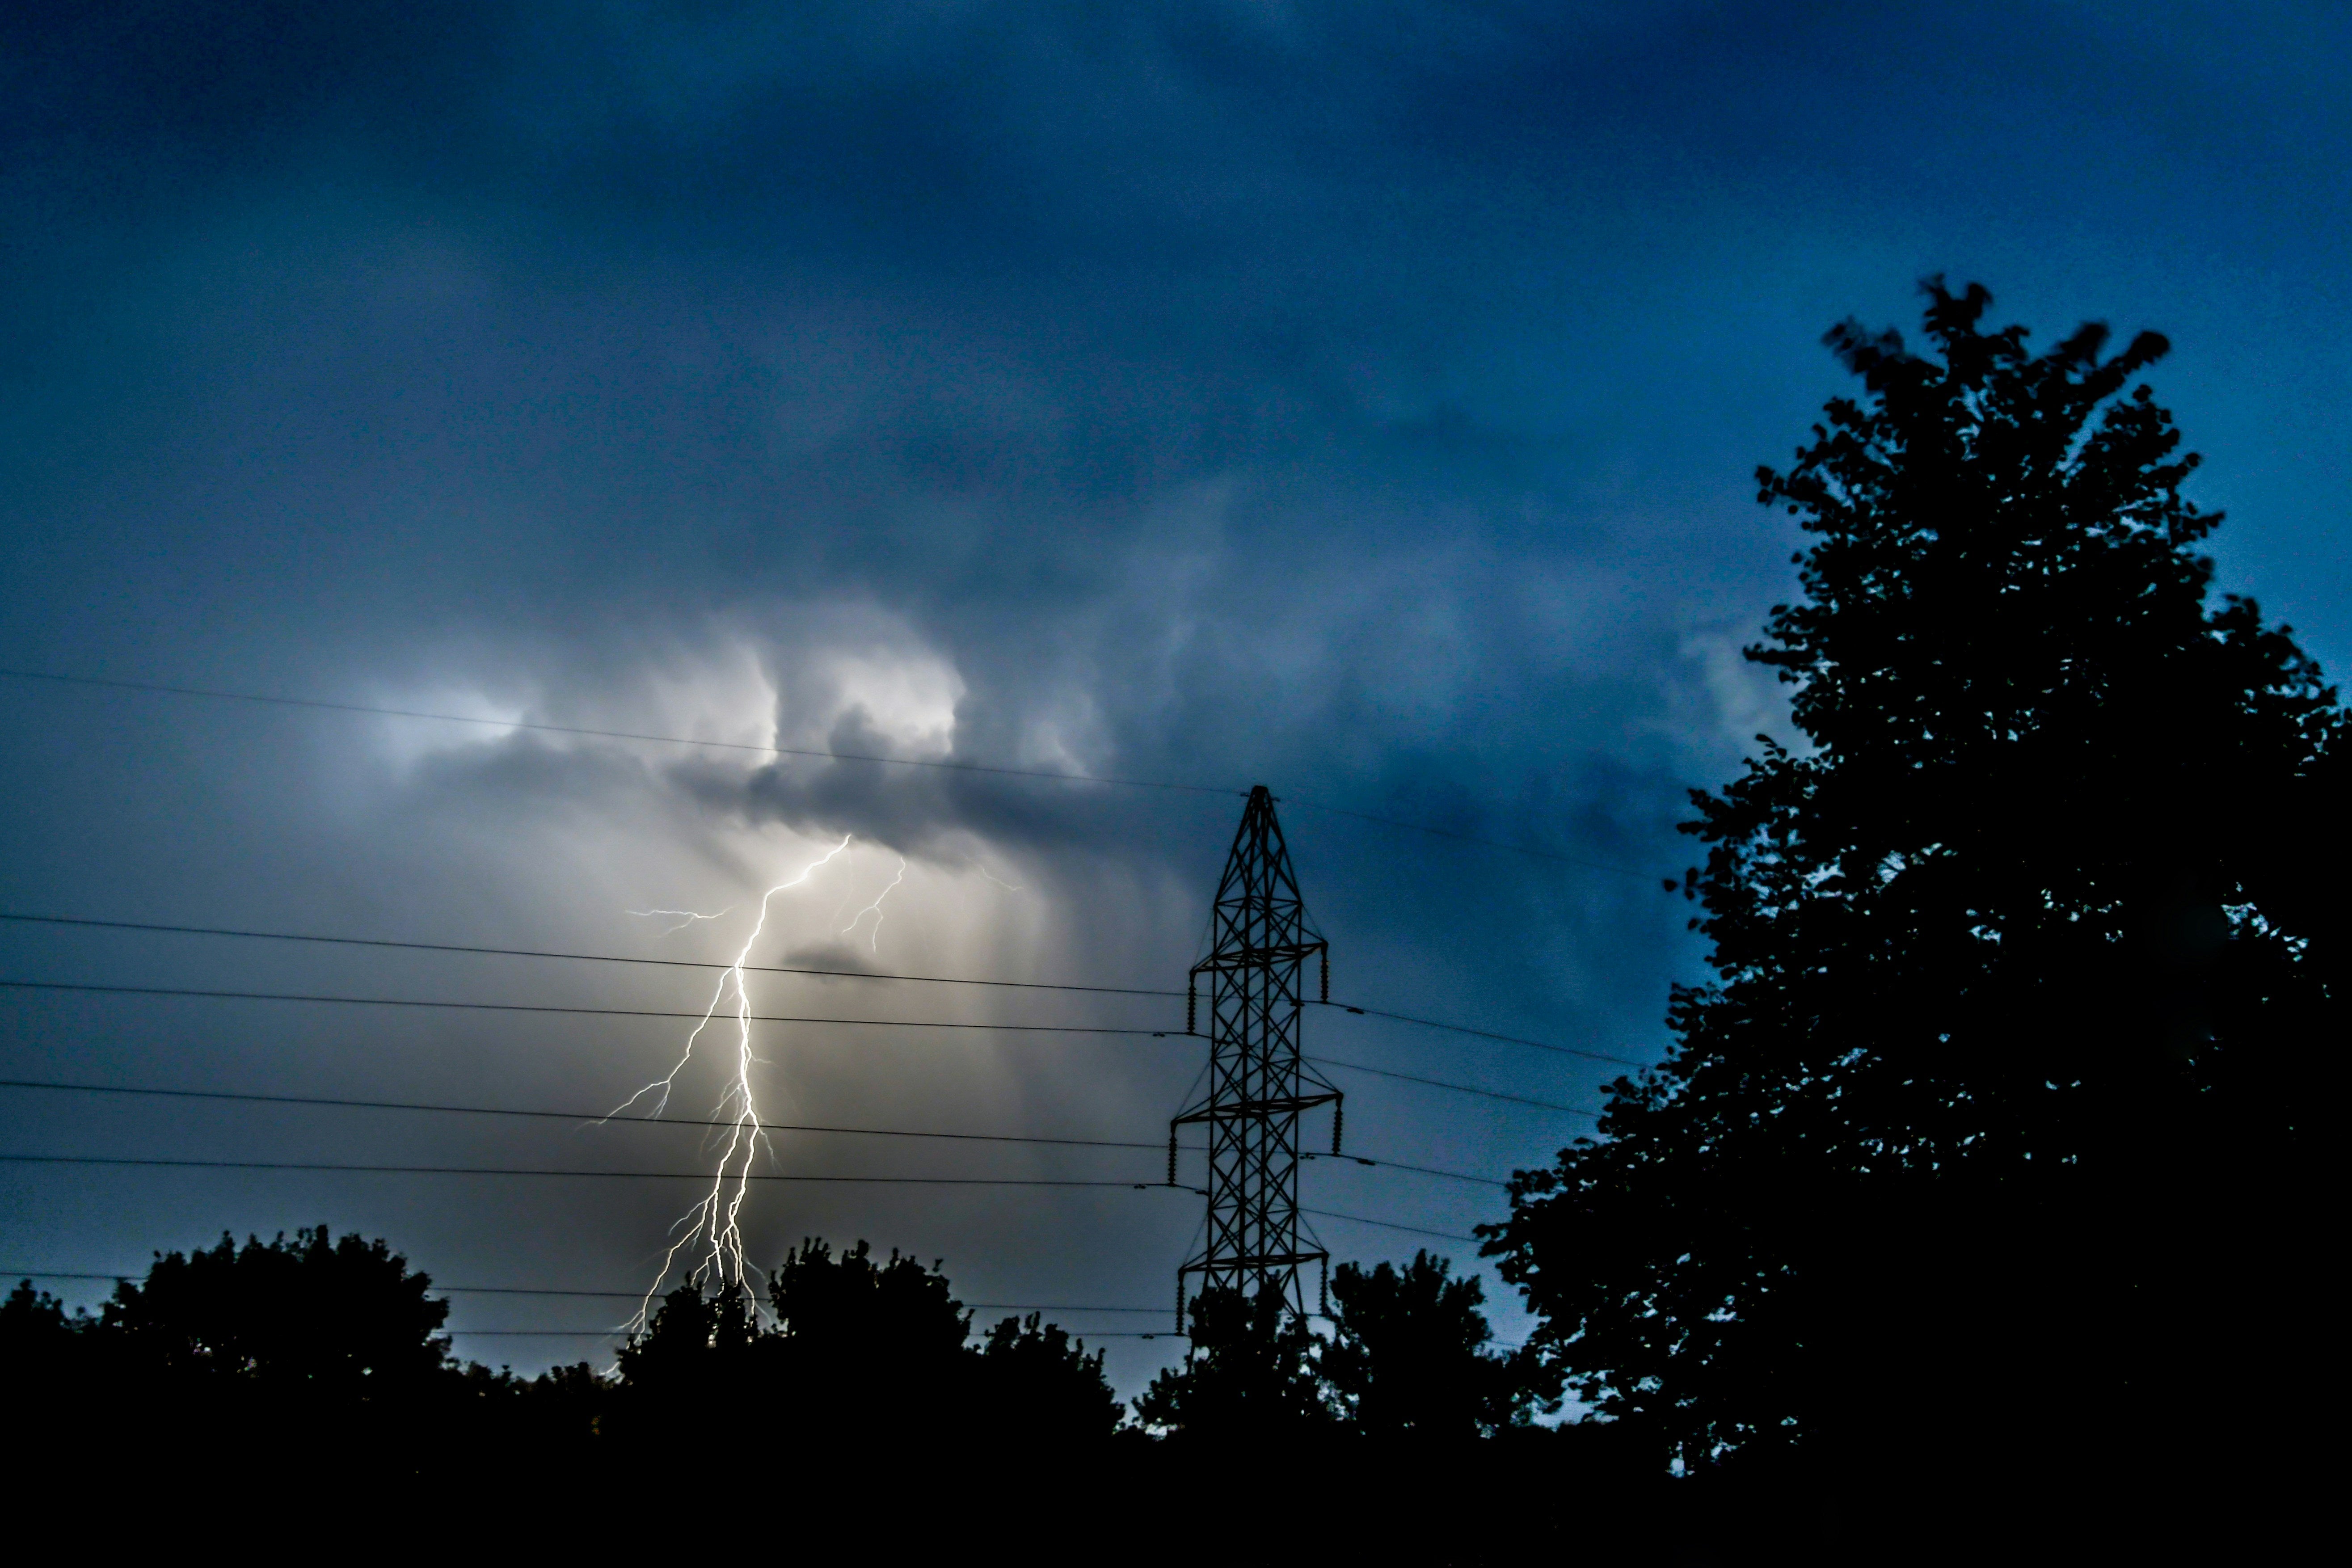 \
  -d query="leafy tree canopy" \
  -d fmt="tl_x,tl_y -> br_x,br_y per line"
1133,1285 -> 1332,1439
105,1226 -> 451,1396
1484,280 -> 2339,1481
1323,1251 -> 1533,1439
614,1239 -> 1119,1445
974,1312 -> 1122,1442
